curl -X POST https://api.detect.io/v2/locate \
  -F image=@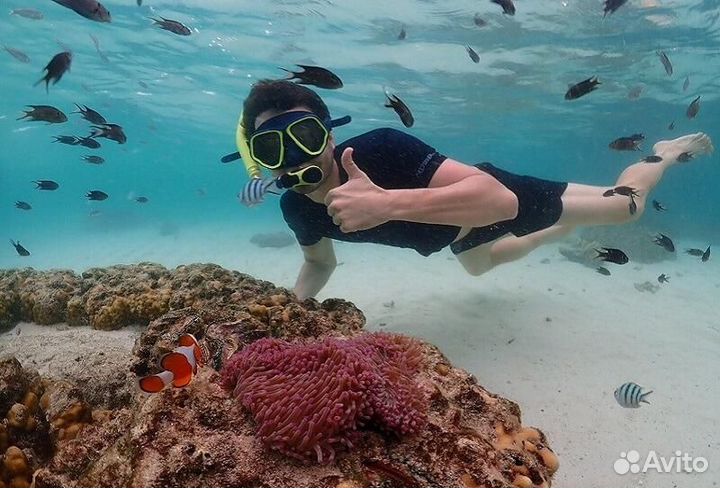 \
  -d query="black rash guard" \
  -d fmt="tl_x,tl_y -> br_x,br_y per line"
280,128 -> 461,256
